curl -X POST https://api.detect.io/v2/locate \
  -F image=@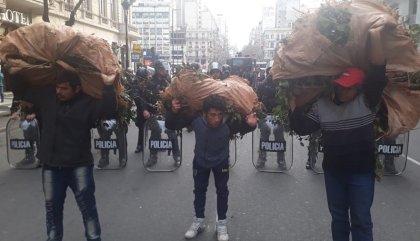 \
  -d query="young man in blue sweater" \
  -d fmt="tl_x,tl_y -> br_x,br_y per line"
165,94 -> 257,241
